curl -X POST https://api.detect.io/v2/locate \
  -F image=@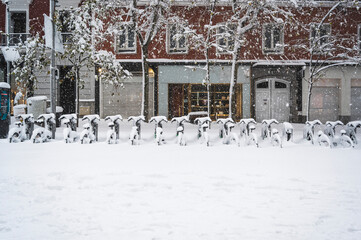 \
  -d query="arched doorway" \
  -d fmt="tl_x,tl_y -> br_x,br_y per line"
255,78 -> 290,122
